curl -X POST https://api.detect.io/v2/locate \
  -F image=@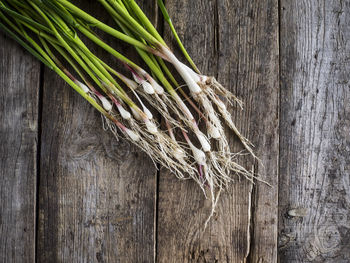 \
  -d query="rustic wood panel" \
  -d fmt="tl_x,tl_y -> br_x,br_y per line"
279,0 -> 350,262
2,0 -> 350,262
157,0 -> 279,262
36,1 -> 158,262
234,1 -> 280,262
0,33 -> 40,262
